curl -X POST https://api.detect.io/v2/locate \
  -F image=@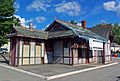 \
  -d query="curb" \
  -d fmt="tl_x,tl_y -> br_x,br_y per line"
0,62 -> 118,80
46,62 -> 118,80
